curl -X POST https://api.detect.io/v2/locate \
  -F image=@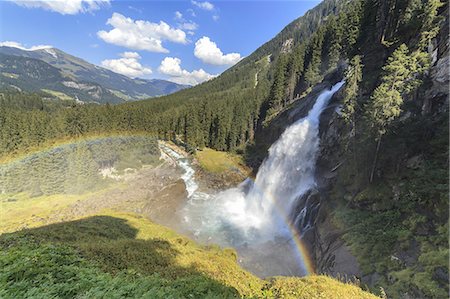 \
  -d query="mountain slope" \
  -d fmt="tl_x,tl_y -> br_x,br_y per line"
0,46 -> 188,102
0,0 -> 447,297
230,0 -> 344,68
0,0 -> 349,153
0,53 -> 125,104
